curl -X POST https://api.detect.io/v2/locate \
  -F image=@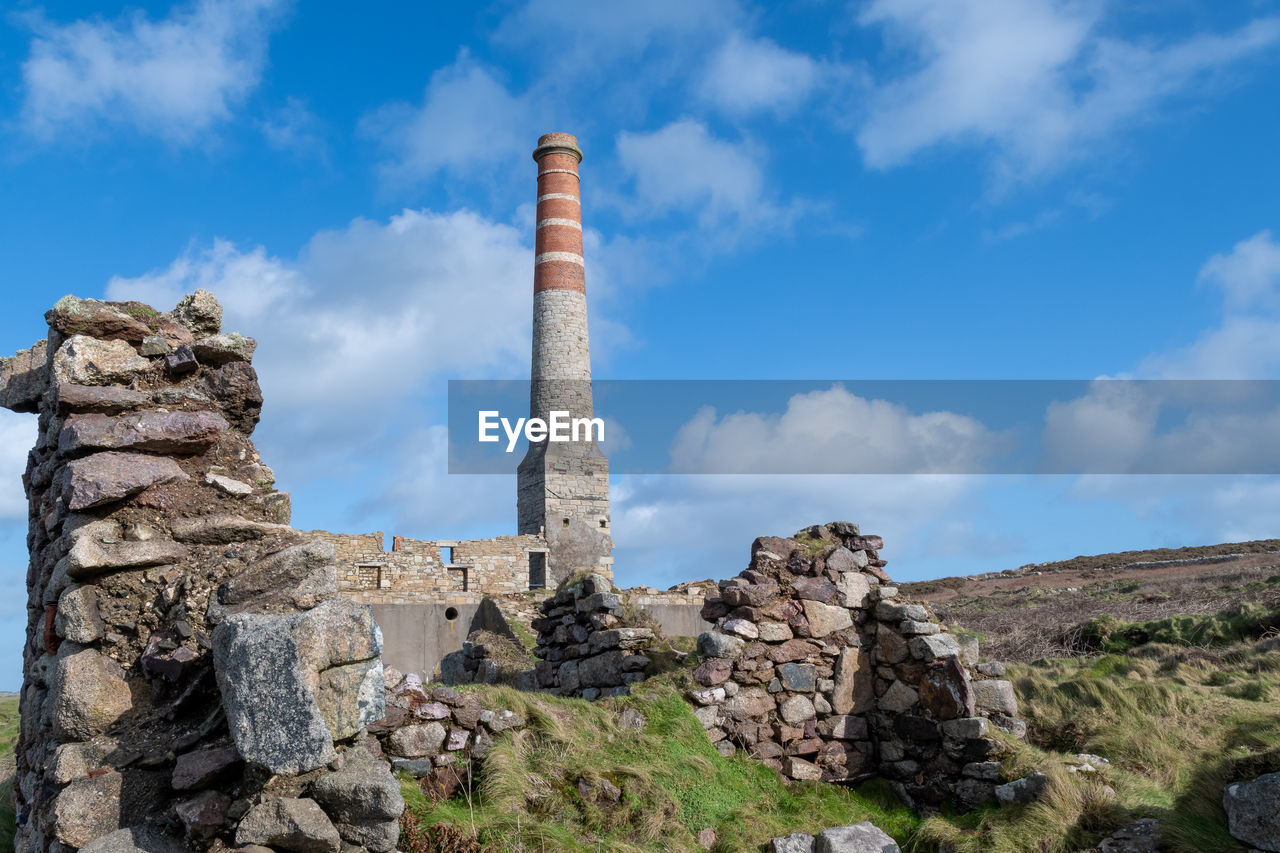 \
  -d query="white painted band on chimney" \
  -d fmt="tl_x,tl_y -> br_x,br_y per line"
538,169 -> 580,179
535,252 -> 585,266
536,219 -> 582,231
537,193 -> 580,203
